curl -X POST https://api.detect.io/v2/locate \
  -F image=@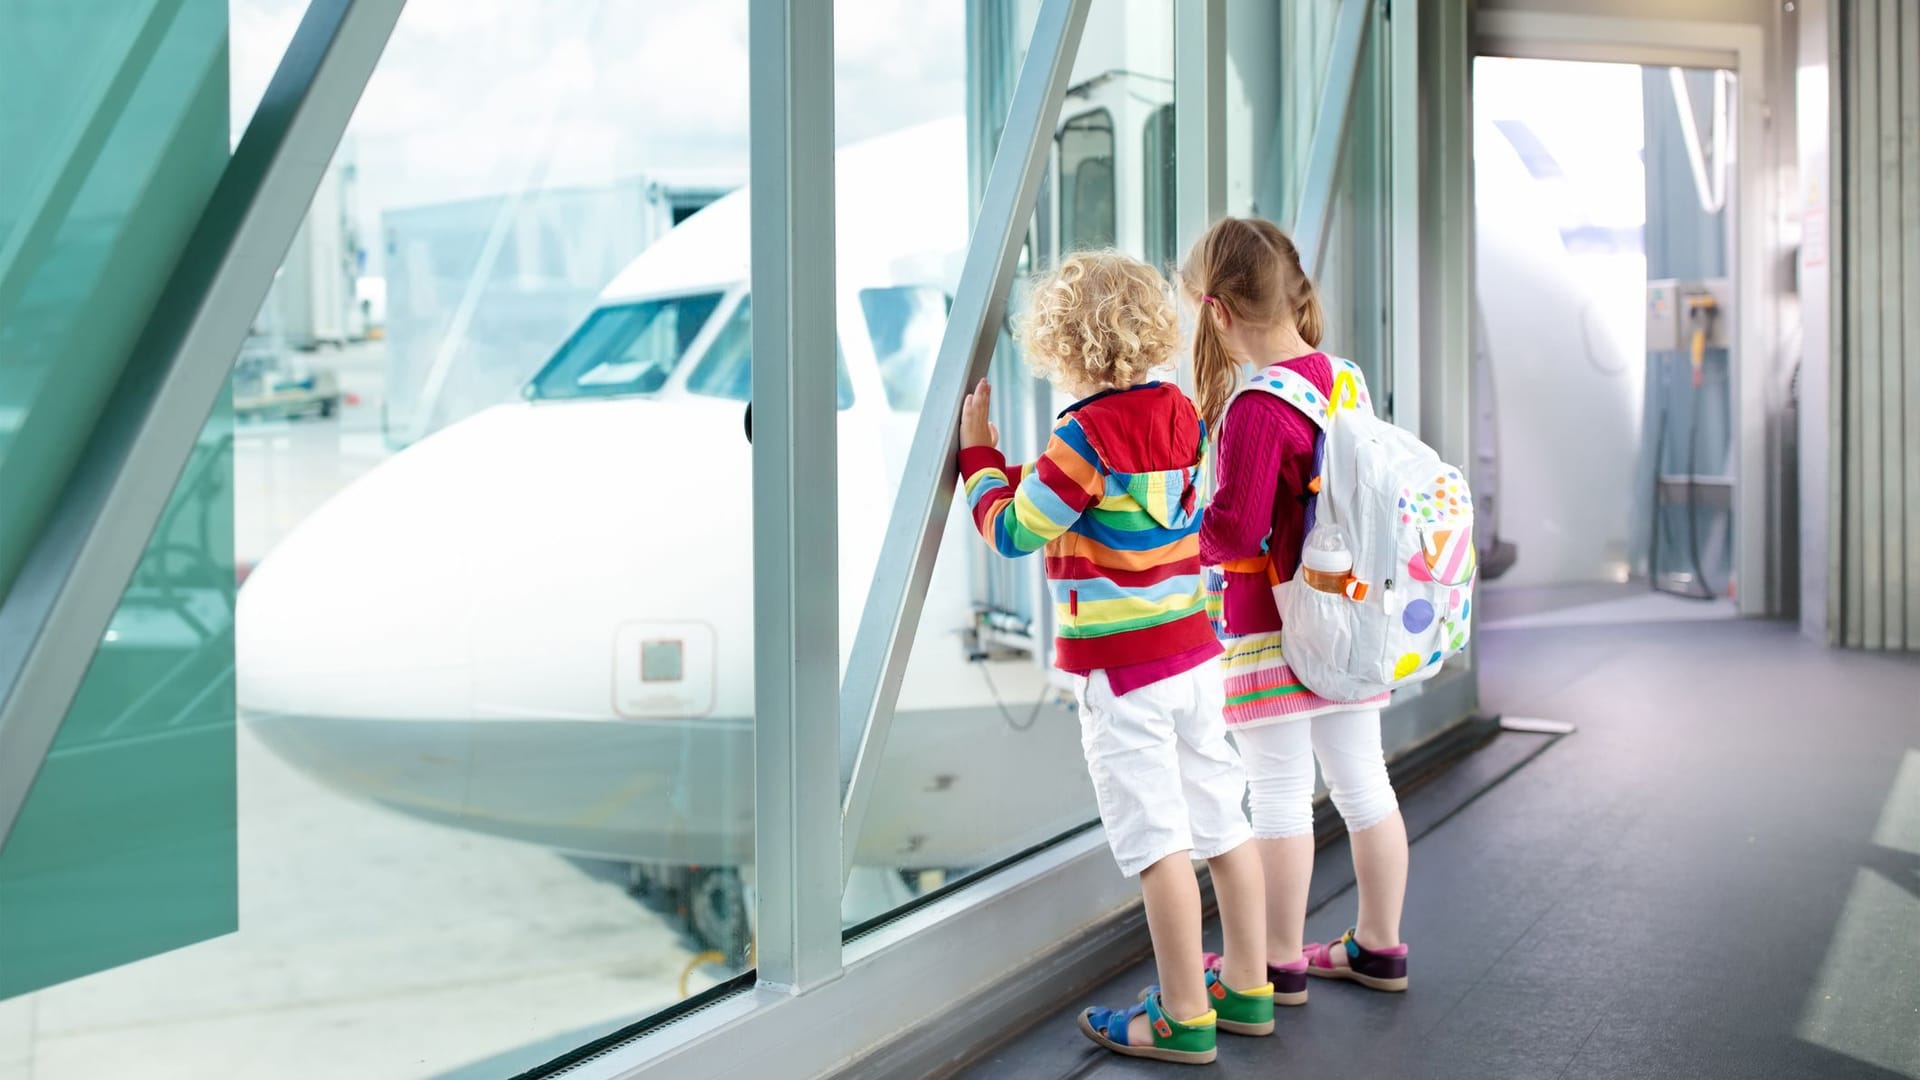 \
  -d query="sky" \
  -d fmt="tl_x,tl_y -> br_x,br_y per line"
230,0 -> 969,276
